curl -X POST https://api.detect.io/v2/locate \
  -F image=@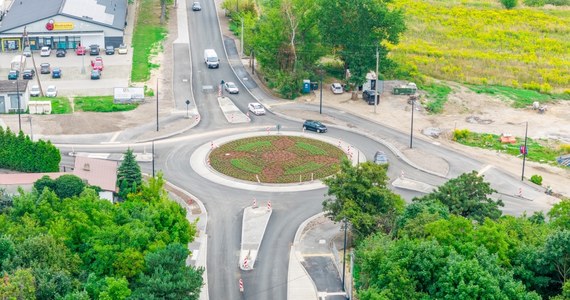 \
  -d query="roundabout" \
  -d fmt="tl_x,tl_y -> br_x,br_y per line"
189,131 -> 365,192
